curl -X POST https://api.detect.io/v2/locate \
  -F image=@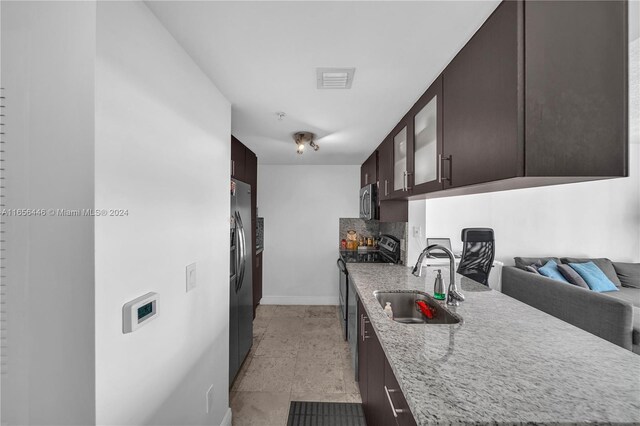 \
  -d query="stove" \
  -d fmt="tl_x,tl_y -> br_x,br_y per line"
337,234 -> 401,379
336,234 -> 401,344
339,234 -> 401,264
